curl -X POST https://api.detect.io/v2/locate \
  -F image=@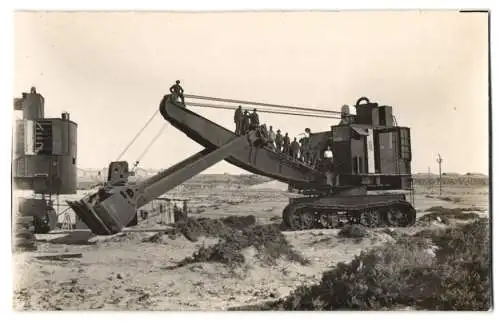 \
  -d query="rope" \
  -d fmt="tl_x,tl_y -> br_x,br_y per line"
132,124 -> 168,169
115,109 -> 159,161
186,102 -> 341,119
185,94 -> 342,115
